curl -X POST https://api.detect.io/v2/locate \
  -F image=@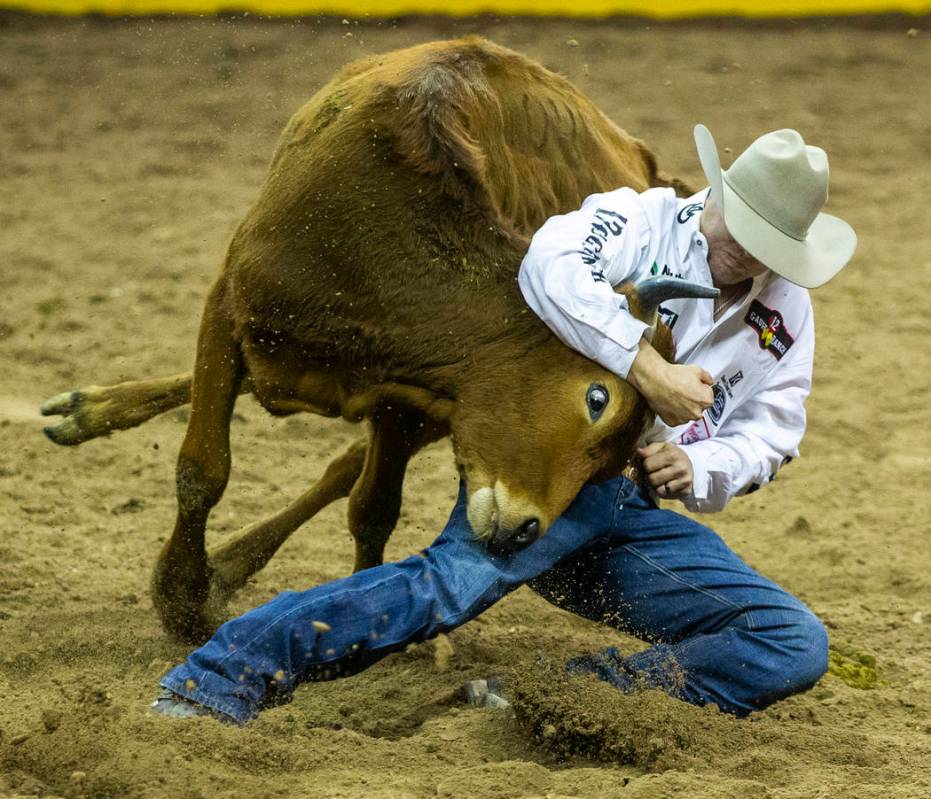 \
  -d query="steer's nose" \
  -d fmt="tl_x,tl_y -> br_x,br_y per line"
487,518 -> 540,556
